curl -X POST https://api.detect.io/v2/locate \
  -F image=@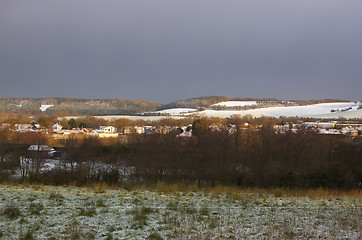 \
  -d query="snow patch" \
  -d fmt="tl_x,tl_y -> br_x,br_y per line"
212,101 -> 257,107
40,105 -> 53,111
195,102 -> 362,118
154,108 -> 197,115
